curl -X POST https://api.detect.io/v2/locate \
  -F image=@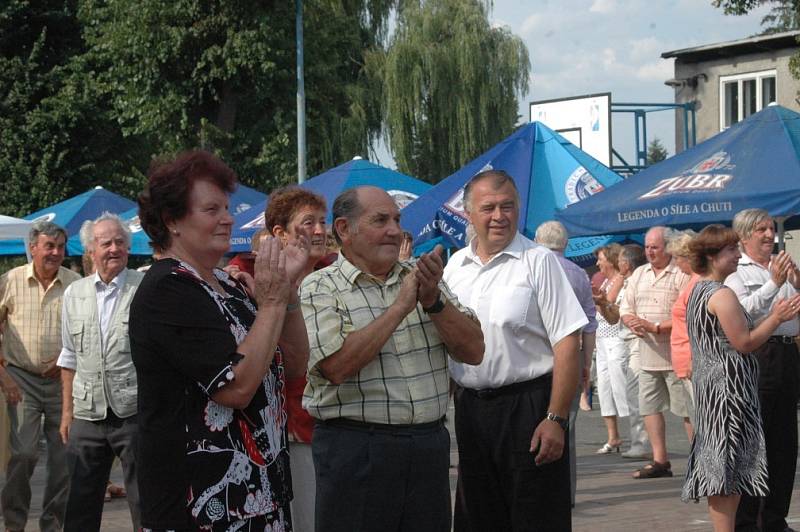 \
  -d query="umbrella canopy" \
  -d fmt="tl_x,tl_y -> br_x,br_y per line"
0,187 -> 136,256
119,182 -> 268,256
228,157 -> 431,253
556,105 -> 800,237
0,215 -> 33,240
401,122 -> 626,266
